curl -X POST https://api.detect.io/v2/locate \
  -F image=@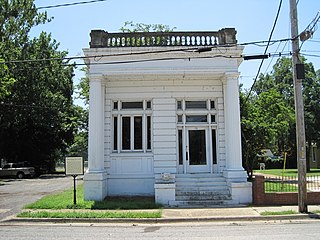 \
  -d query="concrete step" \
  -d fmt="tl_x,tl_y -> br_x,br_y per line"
174,173 -> 232,207
175,194 -> 231,201
176,188 -> 230,196
176,185 -> 229,192
171,199 -> 235,208
176,179 -> 228,187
